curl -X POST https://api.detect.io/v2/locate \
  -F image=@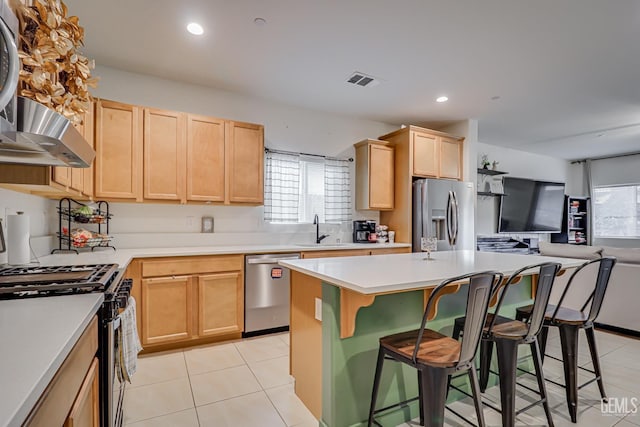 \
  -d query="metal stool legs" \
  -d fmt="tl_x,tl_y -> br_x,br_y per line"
368,347 -> 386,427
419,366 -> 449,427
494,338 -> 519,427
585,325 -> 607,401
530,338 -> 555,427
558,324 -> 580,423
